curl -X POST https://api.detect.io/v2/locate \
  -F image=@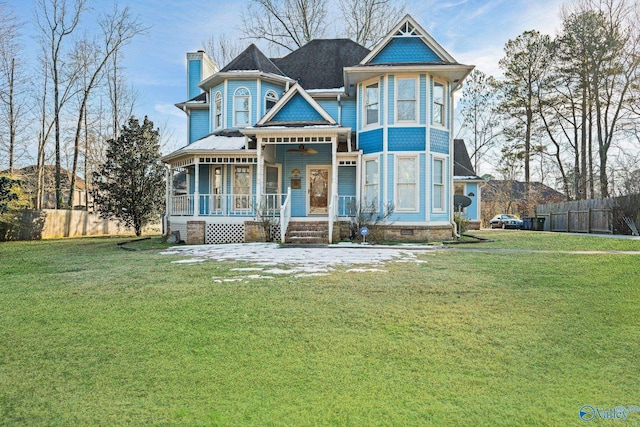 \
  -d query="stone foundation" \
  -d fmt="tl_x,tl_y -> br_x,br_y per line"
335,221 -> 453,243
